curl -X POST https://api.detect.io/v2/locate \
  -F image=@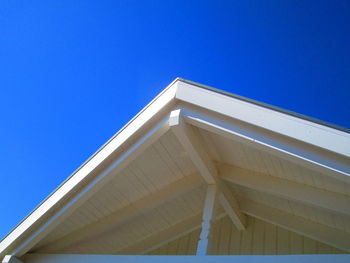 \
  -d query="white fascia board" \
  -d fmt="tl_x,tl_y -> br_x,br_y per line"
0,80 -> 179,258
175,81 -> 350,158
180,105 -> 350,183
